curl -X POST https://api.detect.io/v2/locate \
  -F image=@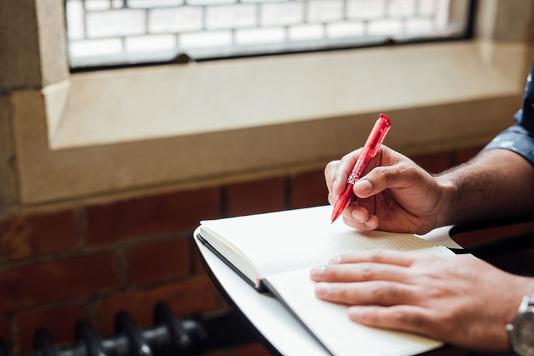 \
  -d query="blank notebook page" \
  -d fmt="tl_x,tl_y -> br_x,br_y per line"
200,206 -> 453,278
267,268 -> 442,356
